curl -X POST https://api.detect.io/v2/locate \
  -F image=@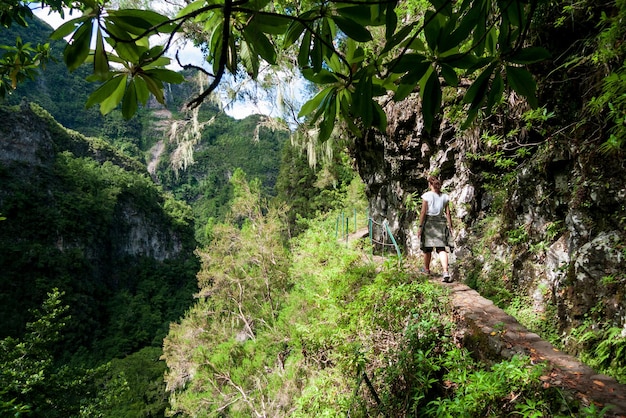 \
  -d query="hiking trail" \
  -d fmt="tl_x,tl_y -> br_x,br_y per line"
343,227 -> 626,417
